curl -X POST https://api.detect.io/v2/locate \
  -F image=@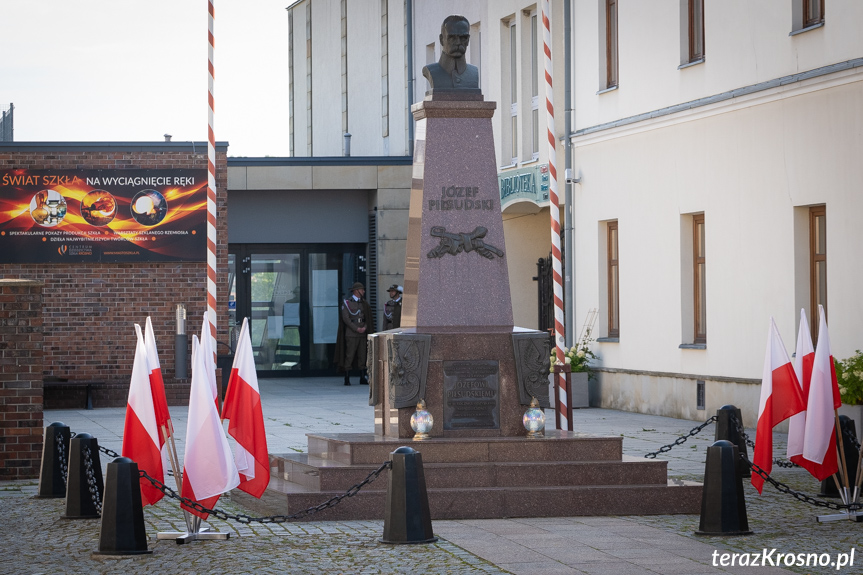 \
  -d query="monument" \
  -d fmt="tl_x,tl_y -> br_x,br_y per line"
237,17 -> 702,521
367,13 -> 552,439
